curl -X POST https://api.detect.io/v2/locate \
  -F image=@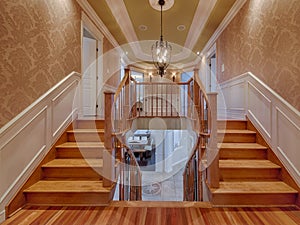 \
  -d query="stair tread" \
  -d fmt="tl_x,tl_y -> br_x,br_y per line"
67,129 -> 104,133
211,181 -> 297,194
219,160 -> 281,168
42,159 -> 104,167
24,180 -> 111,193
218,129 -> 256,134
56,142 -> 104,148
218,143 -> 267,149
